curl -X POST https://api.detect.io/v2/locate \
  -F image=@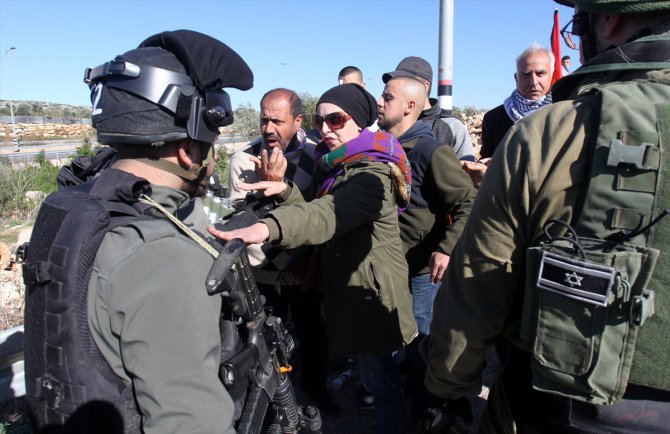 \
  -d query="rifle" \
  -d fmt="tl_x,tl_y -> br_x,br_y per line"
205,217 -> 322,434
